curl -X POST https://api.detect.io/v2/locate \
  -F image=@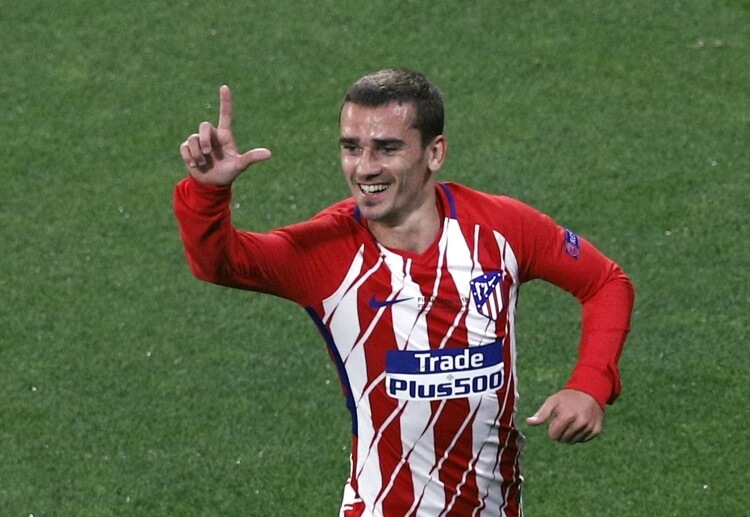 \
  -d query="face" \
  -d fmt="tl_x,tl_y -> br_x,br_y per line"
339,101 -> 445,227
